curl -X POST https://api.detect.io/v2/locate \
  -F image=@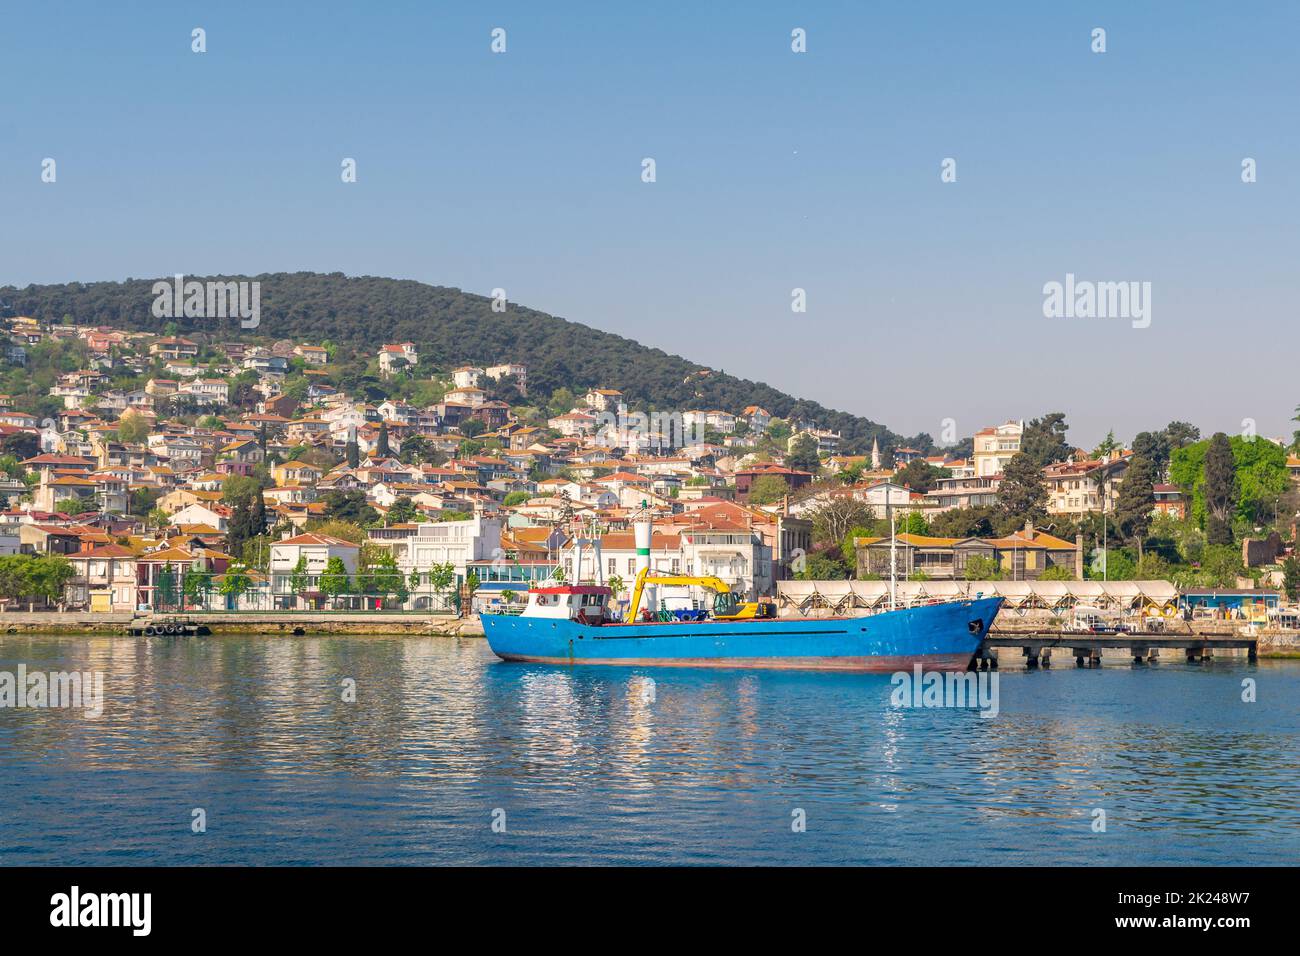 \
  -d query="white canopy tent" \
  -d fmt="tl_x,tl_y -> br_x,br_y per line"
775,579 -> 1180,615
